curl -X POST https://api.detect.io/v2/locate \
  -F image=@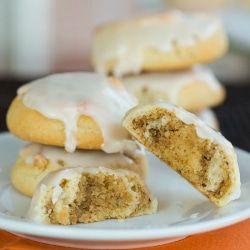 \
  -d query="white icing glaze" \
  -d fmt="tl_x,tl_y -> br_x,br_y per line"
156,102 -> 241,202
40,167 -> 83,188
37,166 -> 140,197
23,143 -> 147,178
93,11 -> 222,76
18,73 -> 136,153
122,65 -> 221,104
24,144 -> 137,167
51,185 -> 63,204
